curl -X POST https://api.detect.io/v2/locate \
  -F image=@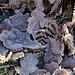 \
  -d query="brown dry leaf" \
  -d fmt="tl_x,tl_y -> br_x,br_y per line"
0,52 -> 13,63
50,0 -> 62,14
61,24 -> 75,56
27,0 -> 46,38
52,66 -> 73,75
11,51 -> 24,60
0,55 -> 6,63
44,61 -> 59,74
15,53 -> 39,75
